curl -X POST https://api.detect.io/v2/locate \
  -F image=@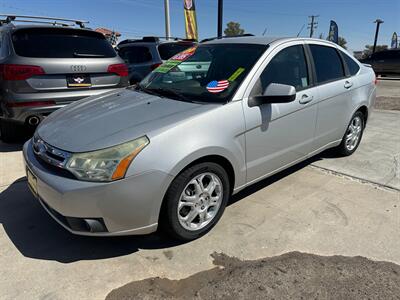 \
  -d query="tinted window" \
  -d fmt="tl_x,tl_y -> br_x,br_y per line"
341,52 -> 360,76
12,28 -> 116,58
252,45 -> 309,96
384,50 -> 400,59
158,43 -> 193,60
372,51 -> 392,60
309,45 -> 345,83
119,46 -> 152,64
